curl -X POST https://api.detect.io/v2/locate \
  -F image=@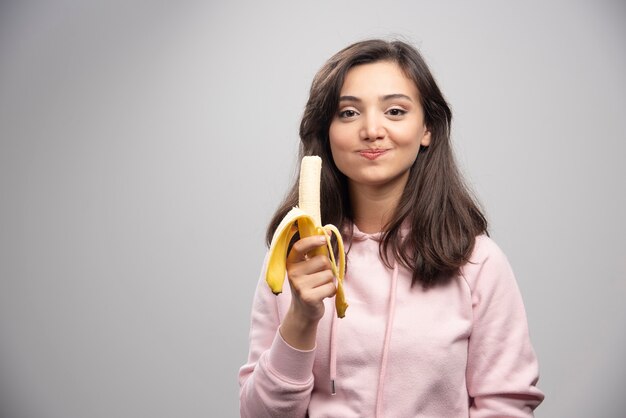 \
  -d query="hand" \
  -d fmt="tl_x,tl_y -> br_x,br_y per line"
279,234 -> 337,349
286,234 -> 337,323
